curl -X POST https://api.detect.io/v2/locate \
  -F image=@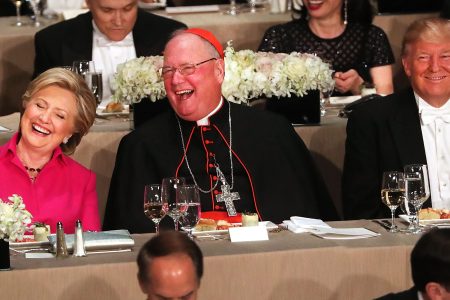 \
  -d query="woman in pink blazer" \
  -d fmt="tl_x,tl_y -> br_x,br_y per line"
0,68 -> 100,234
